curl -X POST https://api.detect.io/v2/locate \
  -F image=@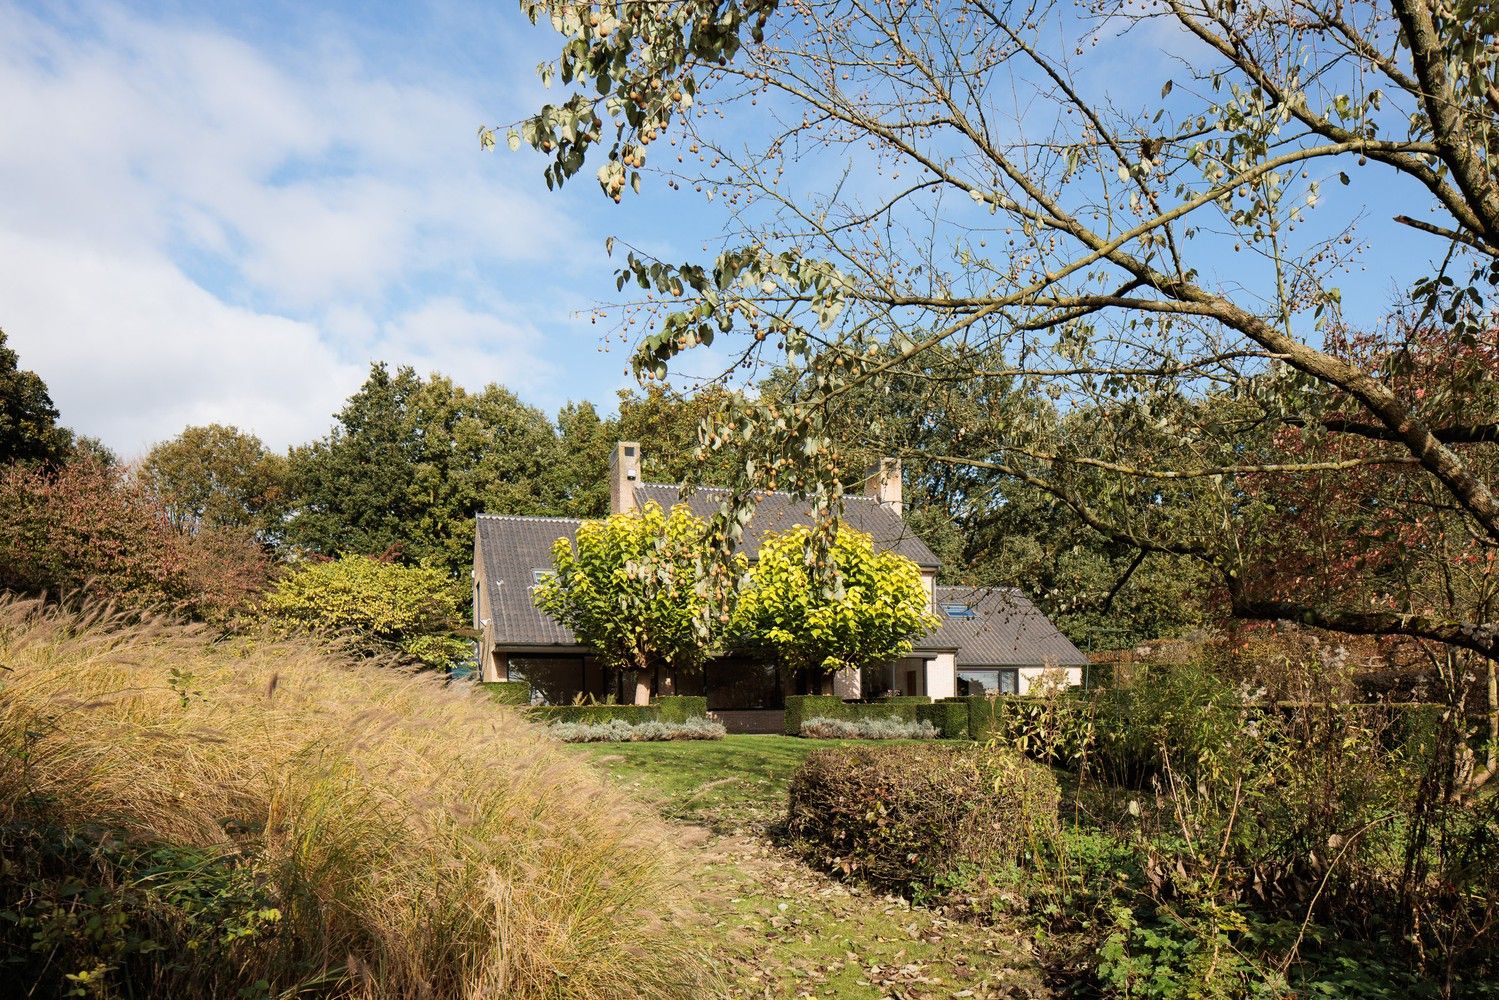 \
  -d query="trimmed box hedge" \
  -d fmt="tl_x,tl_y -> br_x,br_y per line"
524,704 -> 660,725
784,694 -> 935,736
520,697 -> 709,727
784,696 -> 844,735
481,681 -> 531,705
655,696 -> 708,723
916,701 -> 971,739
